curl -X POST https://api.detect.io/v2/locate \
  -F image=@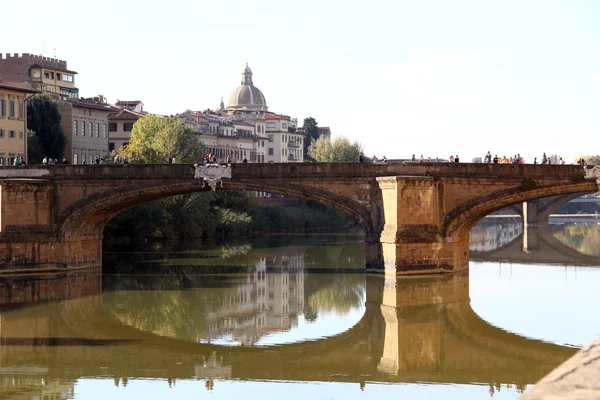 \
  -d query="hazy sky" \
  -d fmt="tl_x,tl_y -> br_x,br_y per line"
3,0 -> 599,162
